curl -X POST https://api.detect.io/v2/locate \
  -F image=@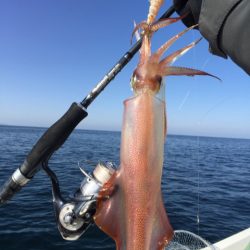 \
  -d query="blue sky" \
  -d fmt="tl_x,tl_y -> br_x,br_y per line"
0,0 -> 249,139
